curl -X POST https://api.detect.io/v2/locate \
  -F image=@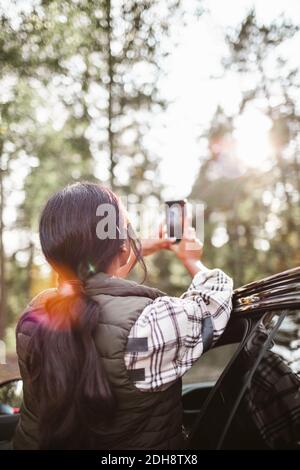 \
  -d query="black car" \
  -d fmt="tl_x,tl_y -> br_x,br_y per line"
1,267 -> 300,450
